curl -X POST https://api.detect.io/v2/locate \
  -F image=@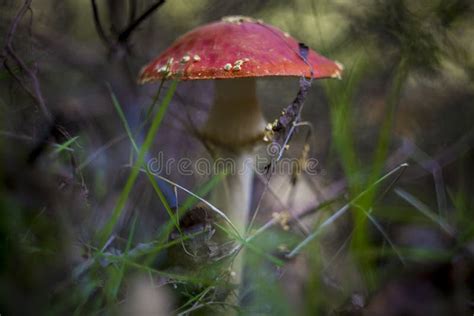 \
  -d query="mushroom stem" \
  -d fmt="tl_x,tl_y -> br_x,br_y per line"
203,78 -> 265,151
202,77 -> 265,284
210,153 -> 254,294
212,153 -> 254,235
